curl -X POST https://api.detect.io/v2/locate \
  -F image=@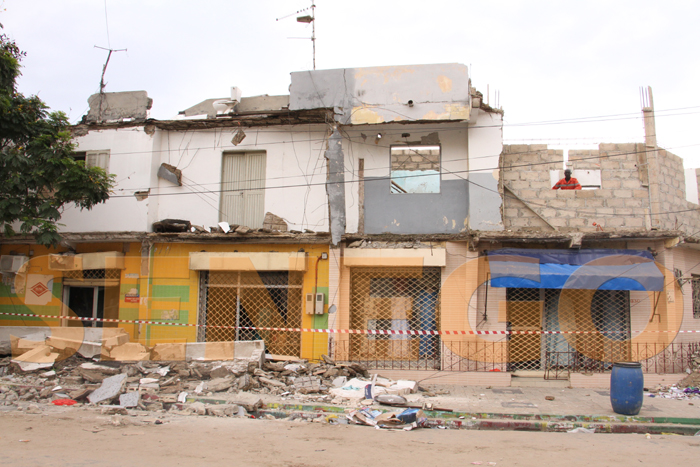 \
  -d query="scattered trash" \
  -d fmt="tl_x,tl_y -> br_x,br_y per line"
567,427 -> 595,434
545,396 -> 555,401
375,394 -> 408,406
52,399 -> 77,406
18,439 -> 30,443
